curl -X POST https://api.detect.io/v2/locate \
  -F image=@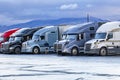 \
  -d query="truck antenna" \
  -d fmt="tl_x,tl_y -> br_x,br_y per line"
87,13 -> 90,22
